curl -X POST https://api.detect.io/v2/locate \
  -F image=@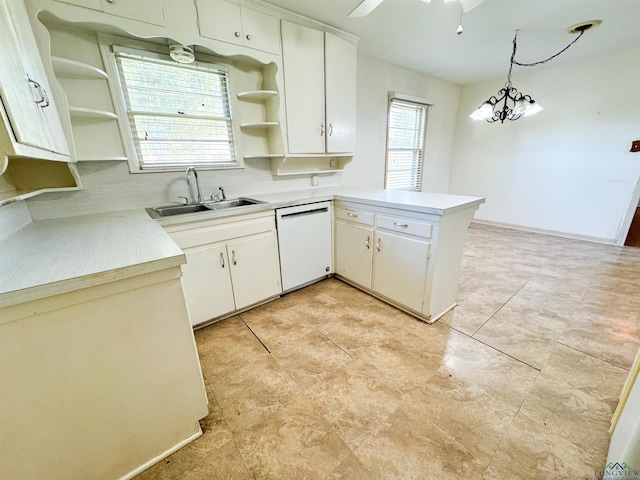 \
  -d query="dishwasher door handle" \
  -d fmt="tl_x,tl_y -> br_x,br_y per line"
280,207 -> 328,219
